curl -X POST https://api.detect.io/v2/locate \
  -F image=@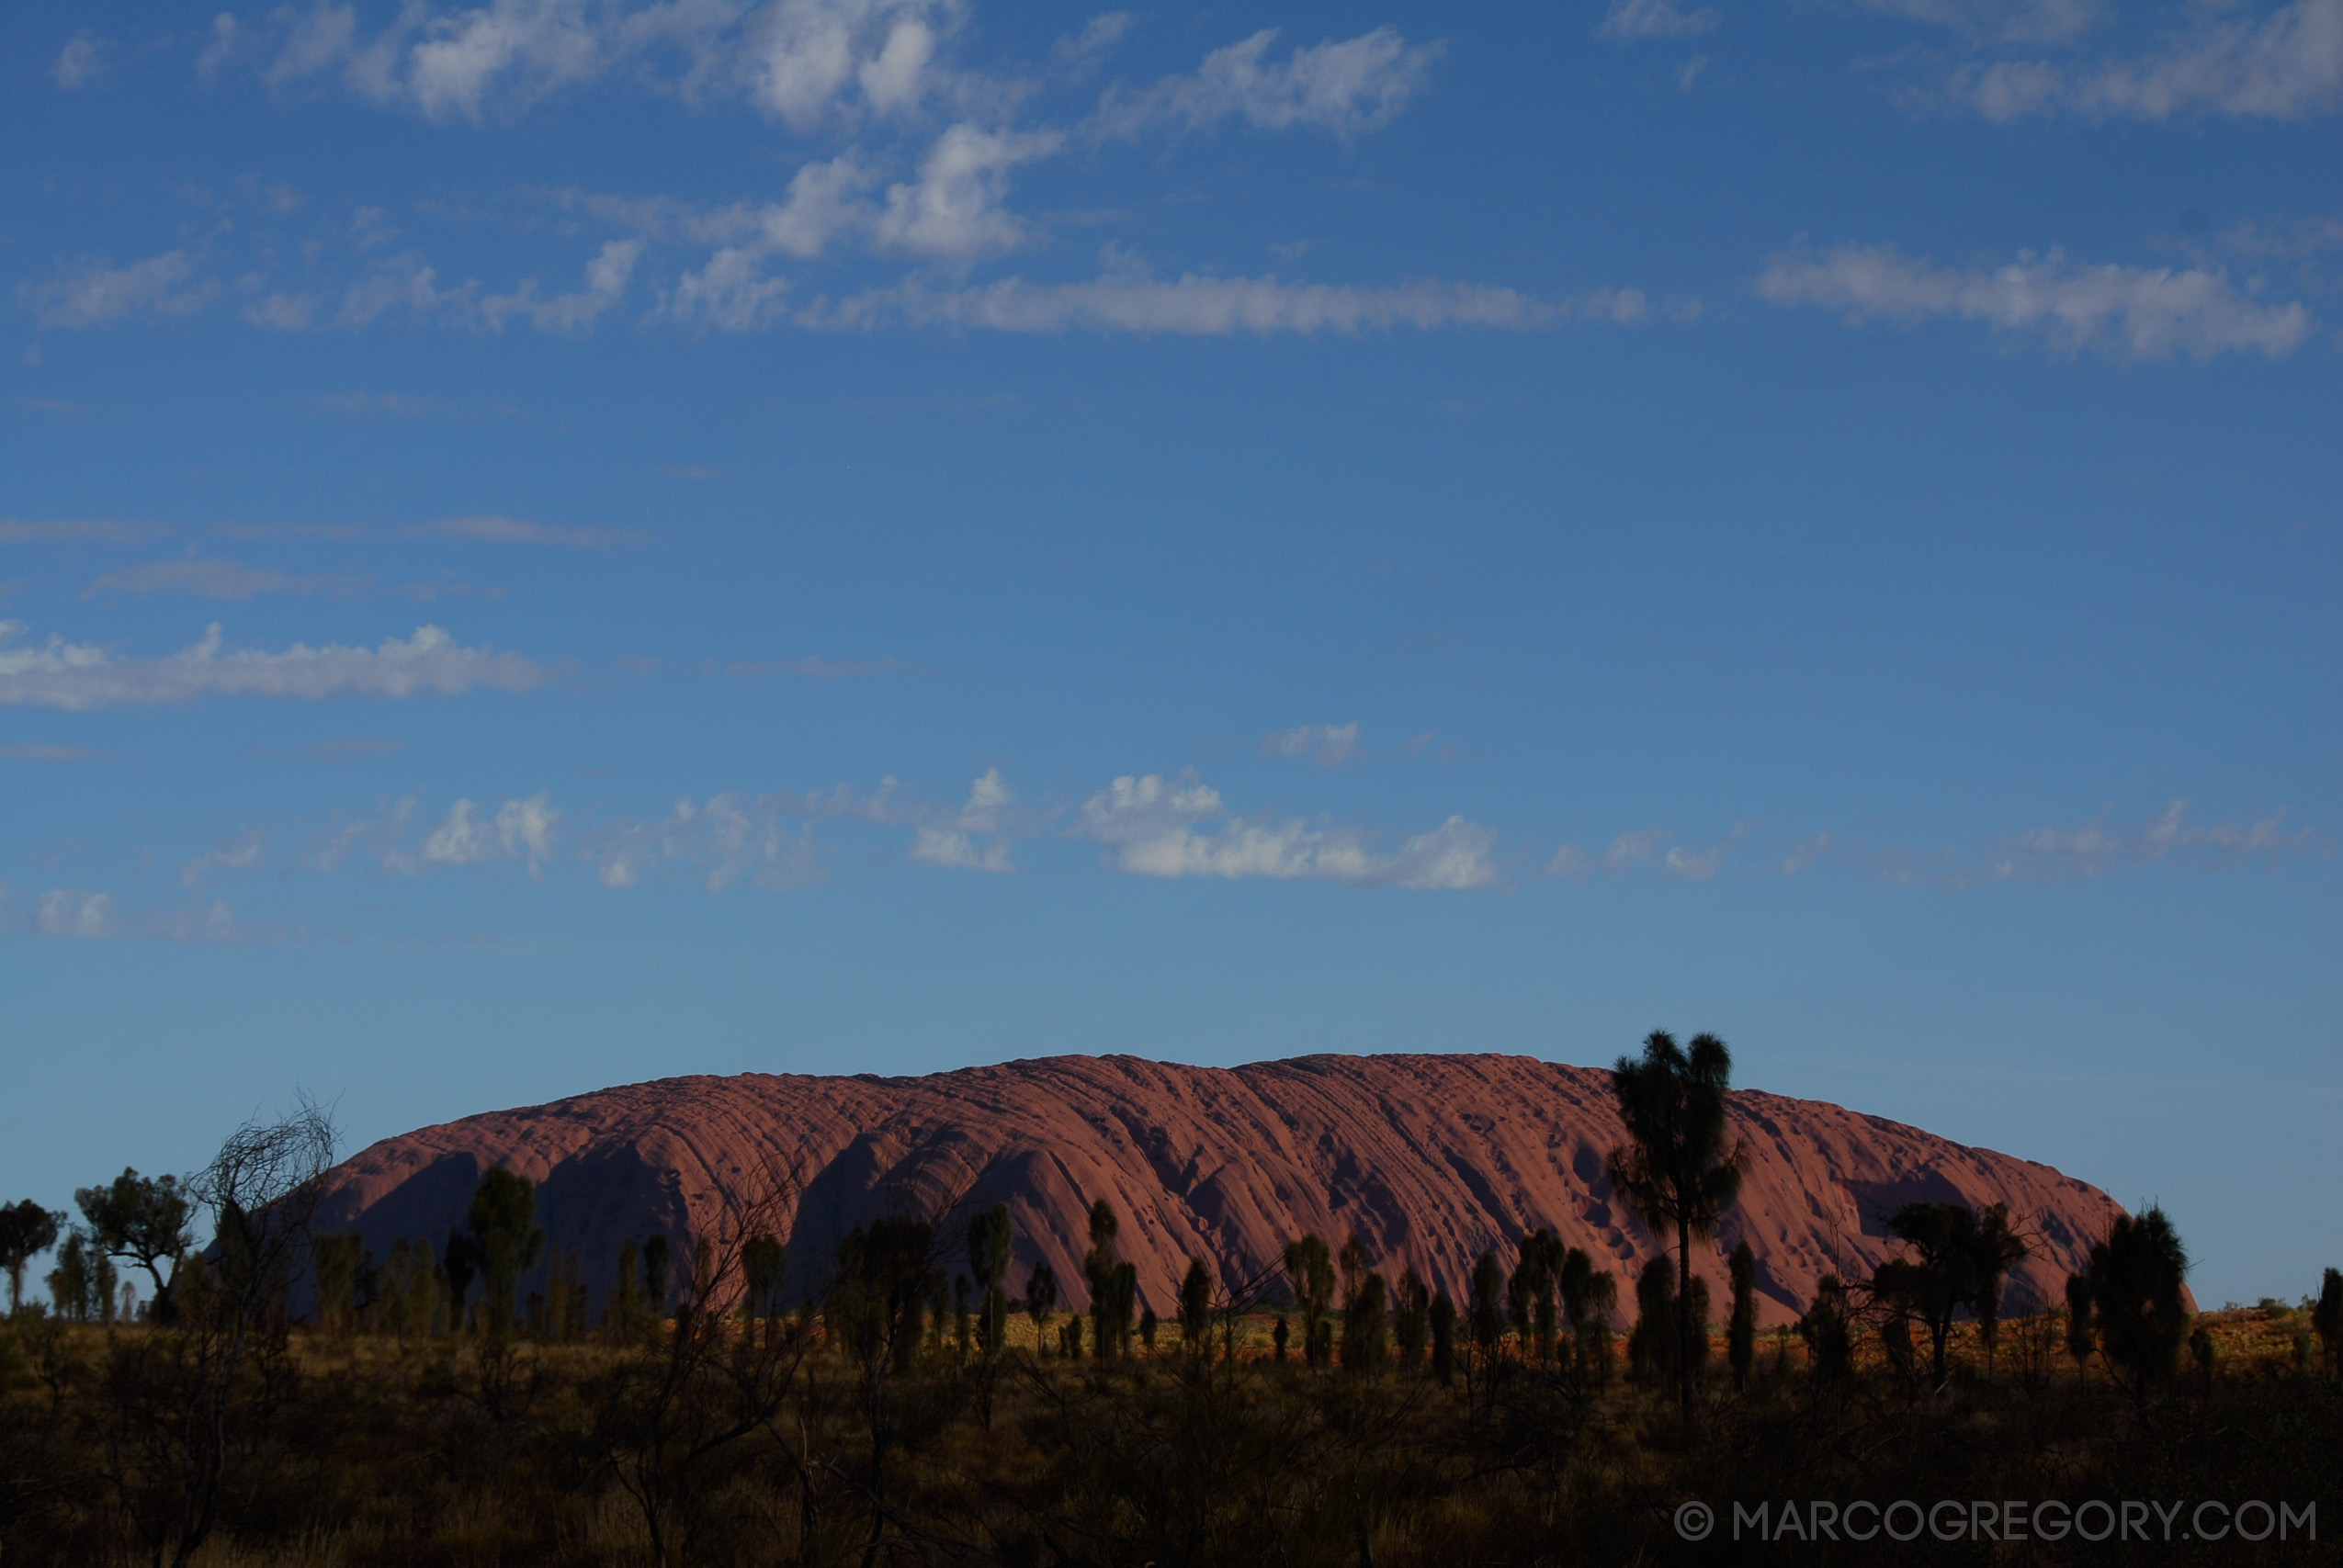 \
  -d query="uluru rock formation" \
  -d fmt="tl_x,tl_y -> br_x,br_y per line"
311,1053 -> 2127,1327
